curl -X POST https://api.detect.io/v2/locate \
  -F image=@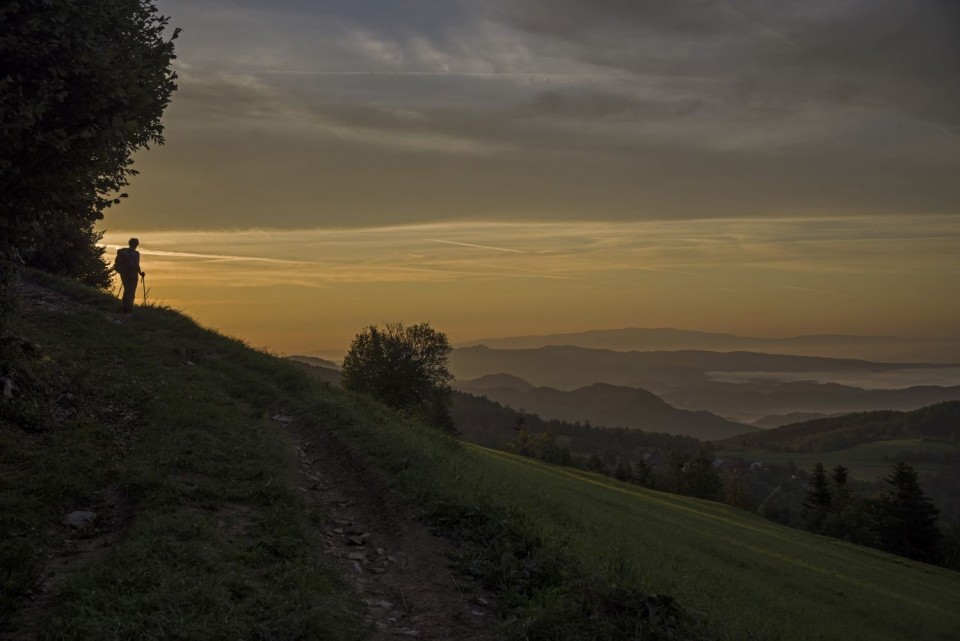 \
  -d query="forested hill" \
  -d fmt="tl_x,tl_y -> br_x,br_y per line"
719,401 -> 960,452
451,390 -> 700,454
456,379 -> 756,439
